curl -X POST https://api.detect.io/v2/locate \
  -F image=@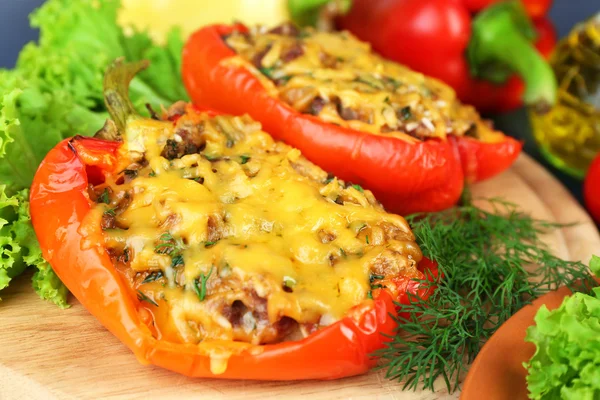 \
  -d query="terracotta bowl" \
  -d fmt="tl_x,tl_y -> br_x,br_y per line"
461,286 -> 572,400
